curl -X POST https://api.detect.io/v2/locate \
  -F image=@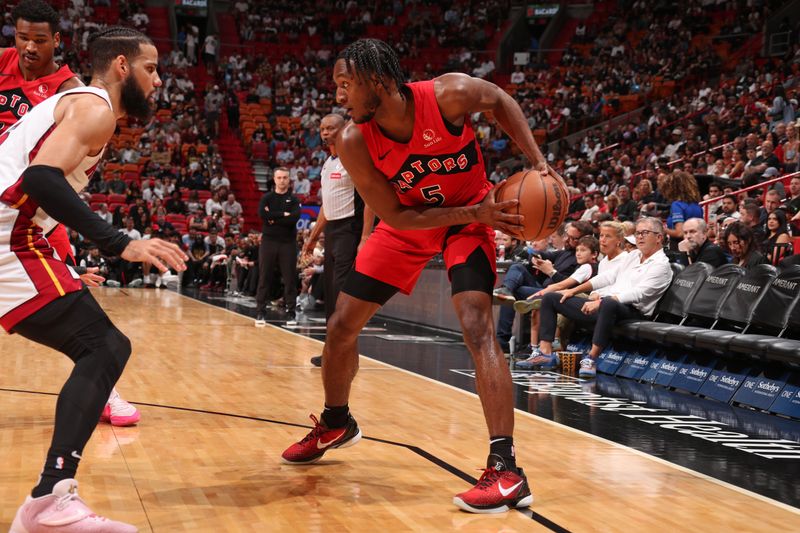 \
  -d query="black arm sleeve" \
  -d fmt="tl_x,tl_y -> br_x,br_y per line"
21,165 -> 131,256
